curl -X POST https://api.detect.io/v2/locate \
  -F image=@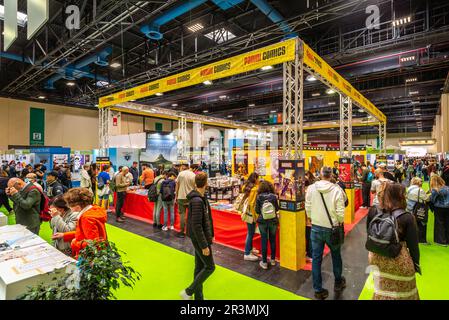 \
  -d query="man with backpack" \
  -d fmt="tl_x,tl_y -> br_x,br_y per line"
46,171 -> 65,199
6,178 -> 42,234
161,172 -> 177,231
305,166 -> 346,300
361,163 -> 373,208
148,171 -> 166,229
